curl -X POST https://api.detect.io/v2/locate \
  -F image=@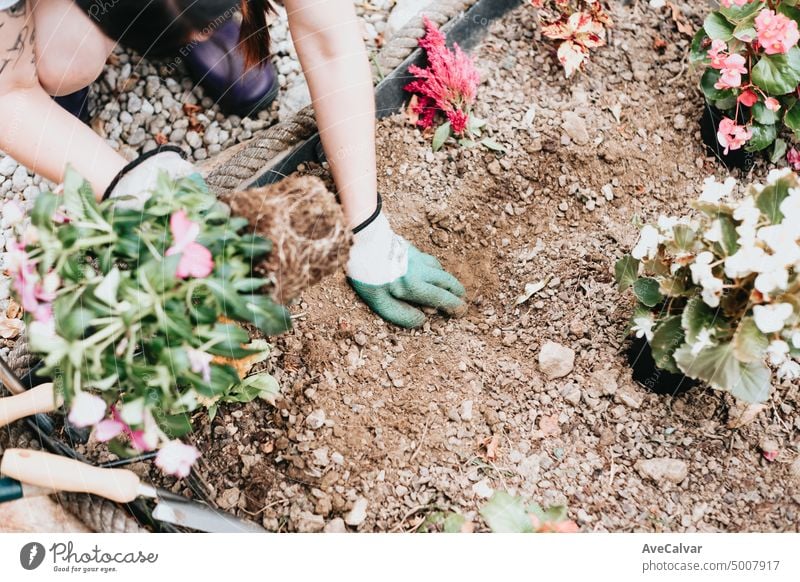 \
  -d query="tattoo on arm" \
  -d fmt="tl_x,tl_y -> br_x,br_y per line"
0,0 -> 35,79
